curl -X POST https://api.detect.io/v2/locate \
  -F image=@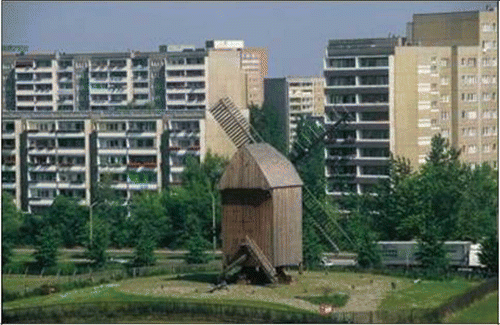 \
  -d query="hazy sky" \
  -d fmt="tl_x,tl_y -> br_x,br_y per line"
2,1 -> 496,77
